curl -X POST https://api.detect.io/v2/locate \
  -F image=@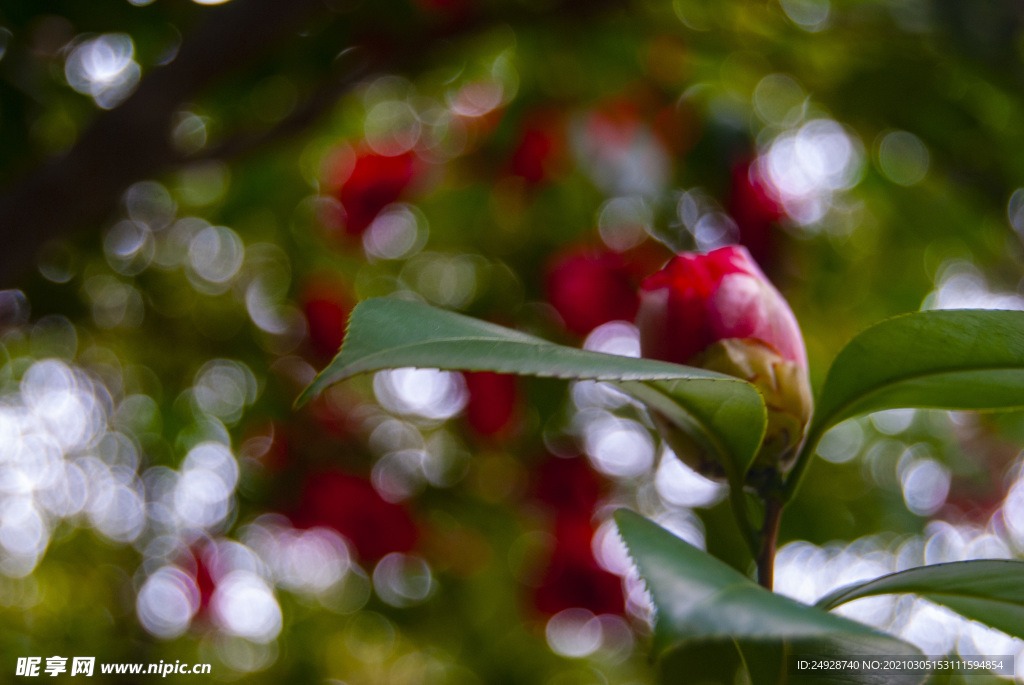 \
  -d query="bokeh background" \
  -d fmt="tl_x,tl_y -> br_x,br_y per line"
2,0 -> 1024,682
